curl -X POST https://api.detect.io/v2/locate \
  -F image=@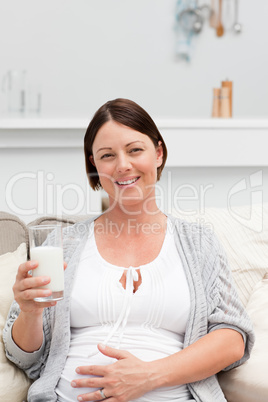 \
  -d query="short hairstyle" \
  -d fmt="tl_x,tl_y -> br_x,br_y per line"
84,98 -> 168,190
